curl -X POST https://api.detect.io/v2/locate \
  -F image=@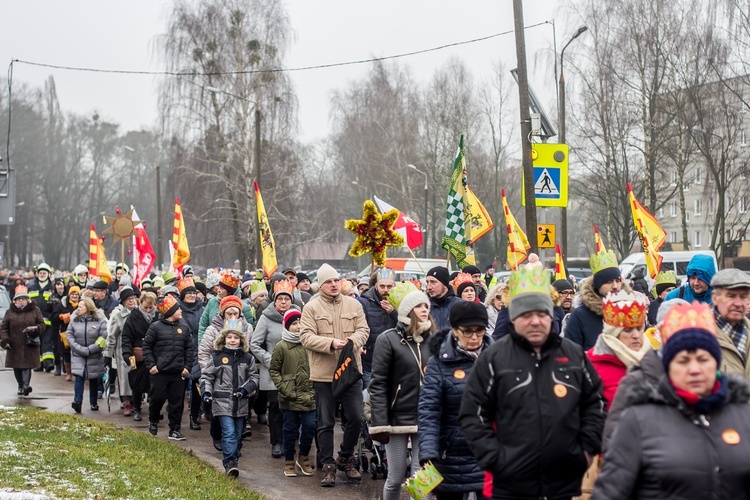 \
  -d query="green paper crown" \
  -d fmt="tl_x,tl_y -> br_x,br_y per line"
249,281 -> 267,294
590,250 -> 619,275
655,270 -> 677,286
508,267 -> 551,298
387,281 -> 419,310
